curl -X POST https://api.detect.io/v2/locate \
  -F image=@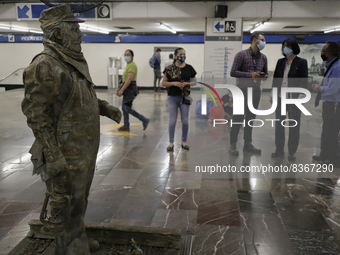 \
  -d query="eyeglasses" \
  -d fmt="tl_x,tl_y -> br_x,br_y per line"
258,38 -> 266,43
